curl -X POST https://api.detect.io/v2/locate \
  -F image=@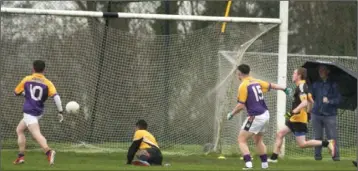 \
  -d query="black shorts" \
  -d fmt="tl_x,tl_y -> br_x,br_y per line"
137,147 -> 163,165
285,120 -> 308,136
